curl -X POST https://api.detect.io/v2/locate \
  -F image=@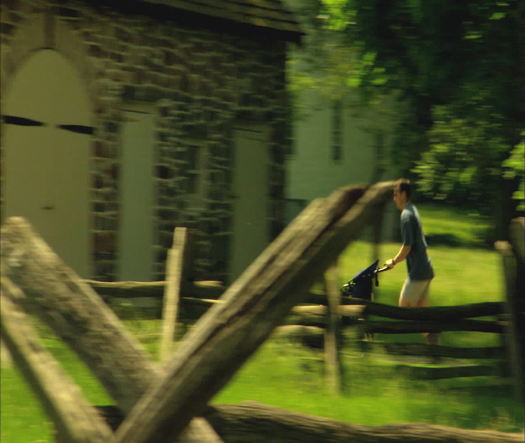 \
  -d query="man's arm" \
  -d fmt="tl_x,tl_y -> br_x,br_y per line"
386,244 -> 411,268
